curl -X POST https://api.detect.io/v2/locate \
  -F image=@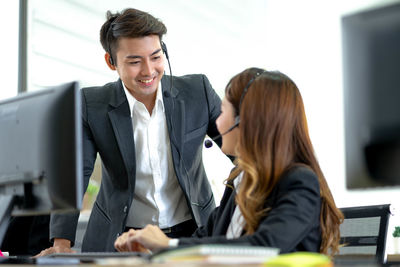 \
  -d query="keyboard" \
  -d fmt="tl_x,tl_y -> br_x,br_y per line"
45,251 -> 149,263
